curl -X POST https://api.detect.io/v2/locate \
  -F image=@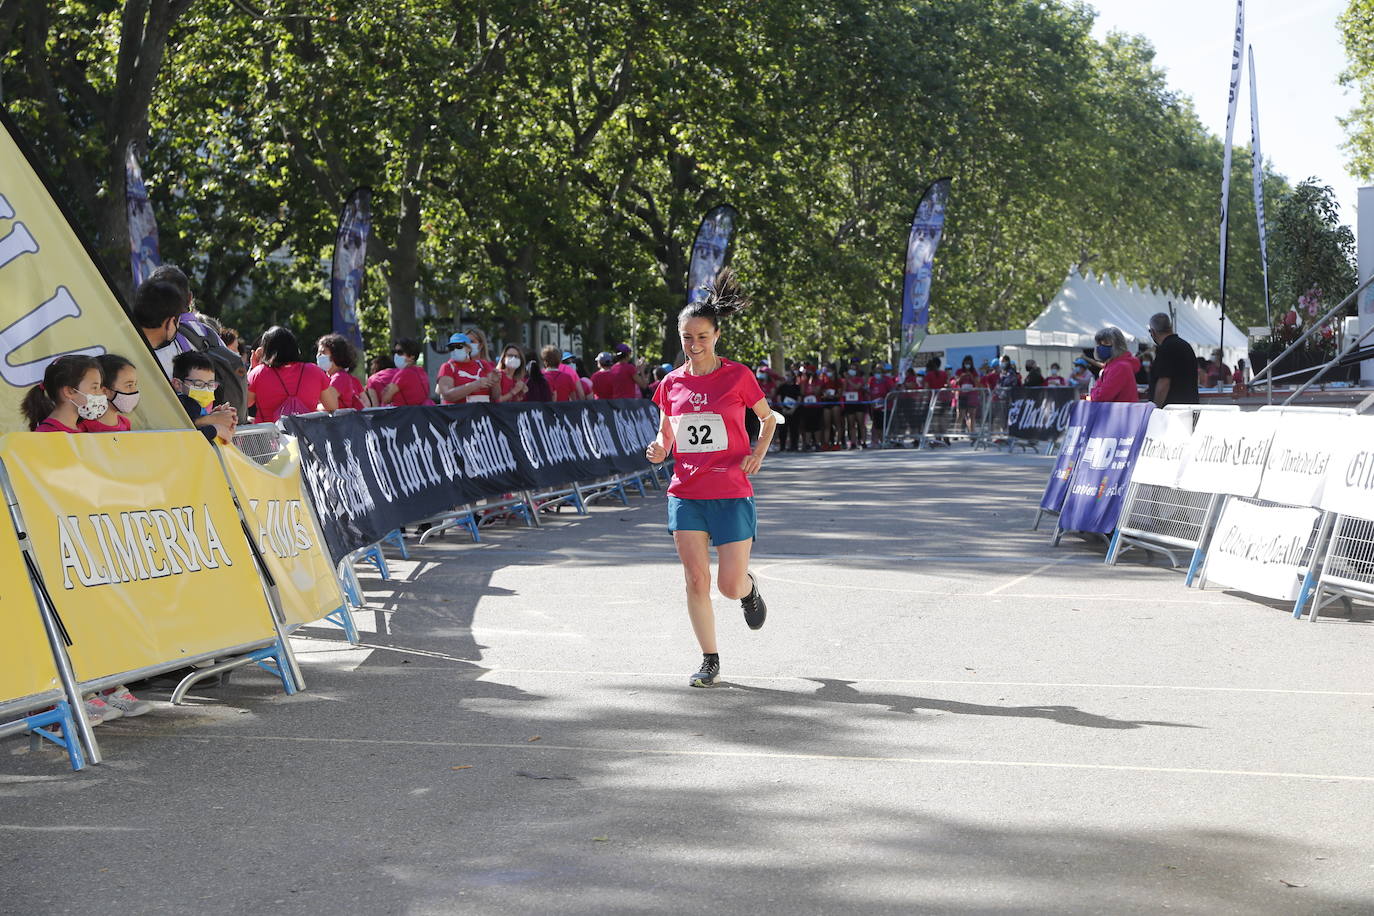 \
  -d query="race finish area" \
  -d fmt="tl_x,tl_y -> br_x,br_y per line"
3,449 -> 1371,914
